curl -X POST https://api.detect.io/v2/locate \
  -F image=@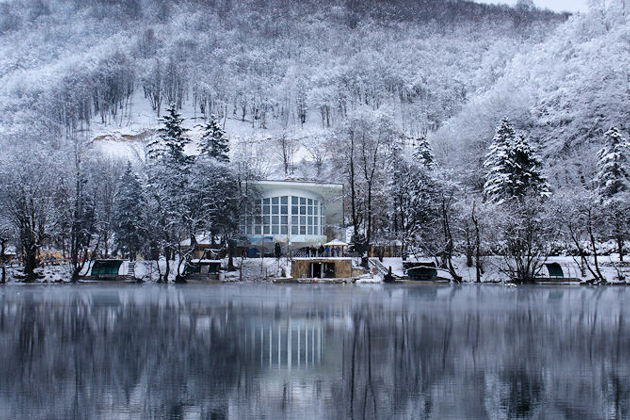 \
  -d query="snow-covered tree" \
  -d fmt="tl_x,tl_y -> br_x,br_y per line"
516,0 -> 536,11
0,147 -> 58,281
188,159 -> 239,243
199,115 -> 230,162
389,158 -> 439,257
413,136 -> 436,169
113,163 -> 146,260
484,119 -> 550,203
483,119 -> 517,202
509,133 -> 550,199
145,104 -> 193,282
594,127 -> 630,198
595,127 -> 630,261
